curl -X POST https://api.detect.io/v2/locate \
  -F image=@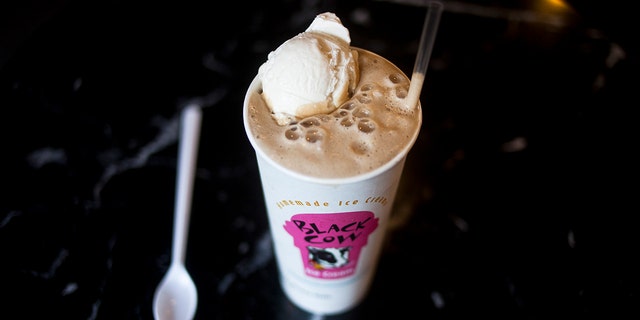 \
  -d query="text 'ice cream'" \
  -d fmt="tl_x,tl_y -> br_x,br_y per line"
258,12 -> 359,125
